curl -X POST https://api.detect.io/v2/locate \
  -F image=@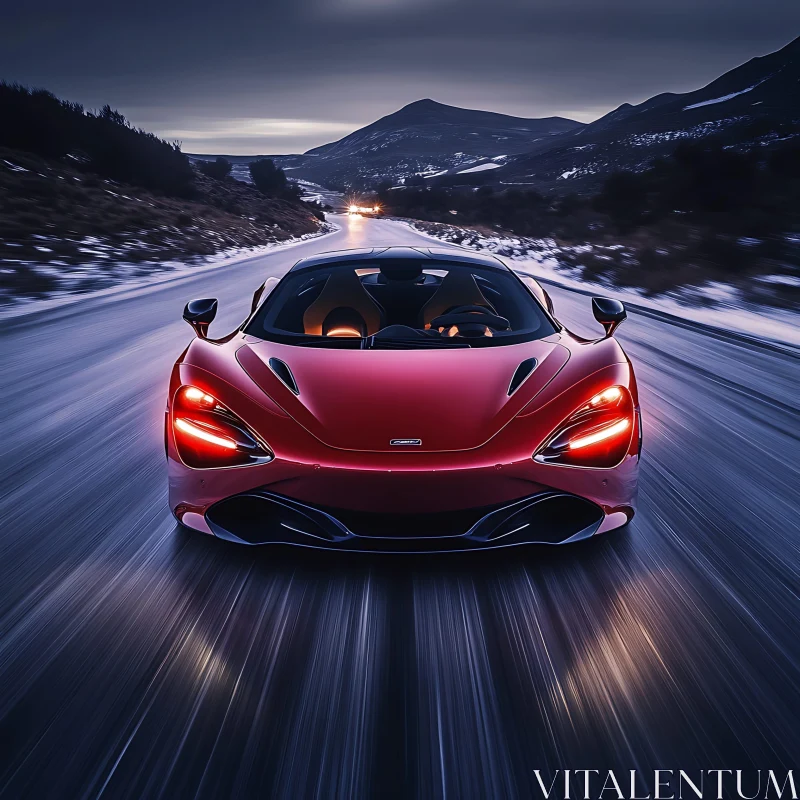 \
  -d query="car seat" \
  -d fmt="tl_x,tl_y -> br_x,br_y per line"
303,269 -> 385,336
419,270 -> 495,328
